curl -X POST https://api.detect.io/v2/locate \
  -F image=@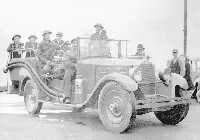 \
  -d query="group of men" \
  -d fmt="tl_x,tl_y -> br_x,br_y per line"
167,49 -> 194,91
7,23 -> 109,104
